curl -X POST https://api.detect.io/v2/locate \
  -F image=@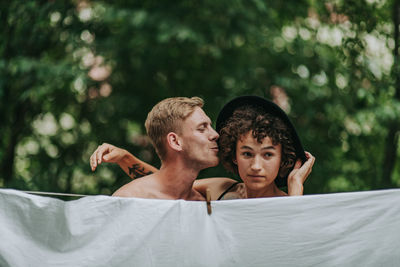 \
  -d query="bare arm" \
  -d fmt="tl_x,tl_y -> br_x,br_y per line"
194,178 -> 239,200
287,151 -> 315,196
90,143 -> 241,200
90,143 -> 158,179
